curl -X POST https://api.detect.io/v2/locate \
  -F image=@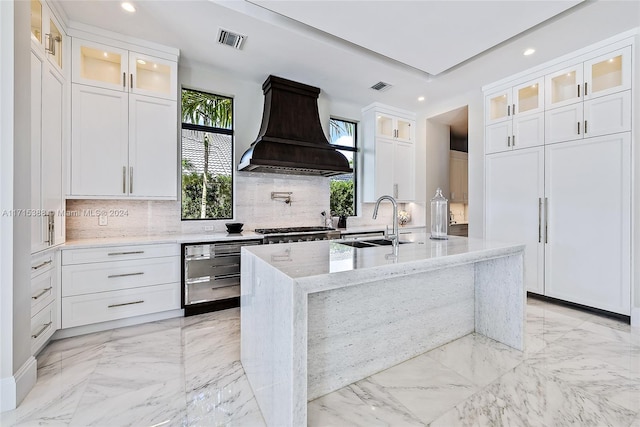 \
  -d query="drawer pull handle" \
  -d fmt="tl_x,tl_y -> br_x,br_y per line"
32,322 -> 52,339
32,287 -> 53,300
212,263 -> 240,269
32,260 -> 52,271
108,300 -> 144,308
107,272 -> 144,279
108,251 -> 145,256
